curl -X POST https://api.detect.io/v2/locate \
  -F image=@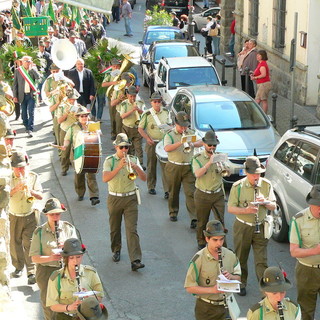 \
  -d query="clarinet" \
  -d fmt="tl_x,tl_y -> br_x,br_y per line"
253,179 -> 261,234
54,221 -> 62,267
277,301 -> 285,319
75,264 -> 83,299
217,247 -> 231,320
